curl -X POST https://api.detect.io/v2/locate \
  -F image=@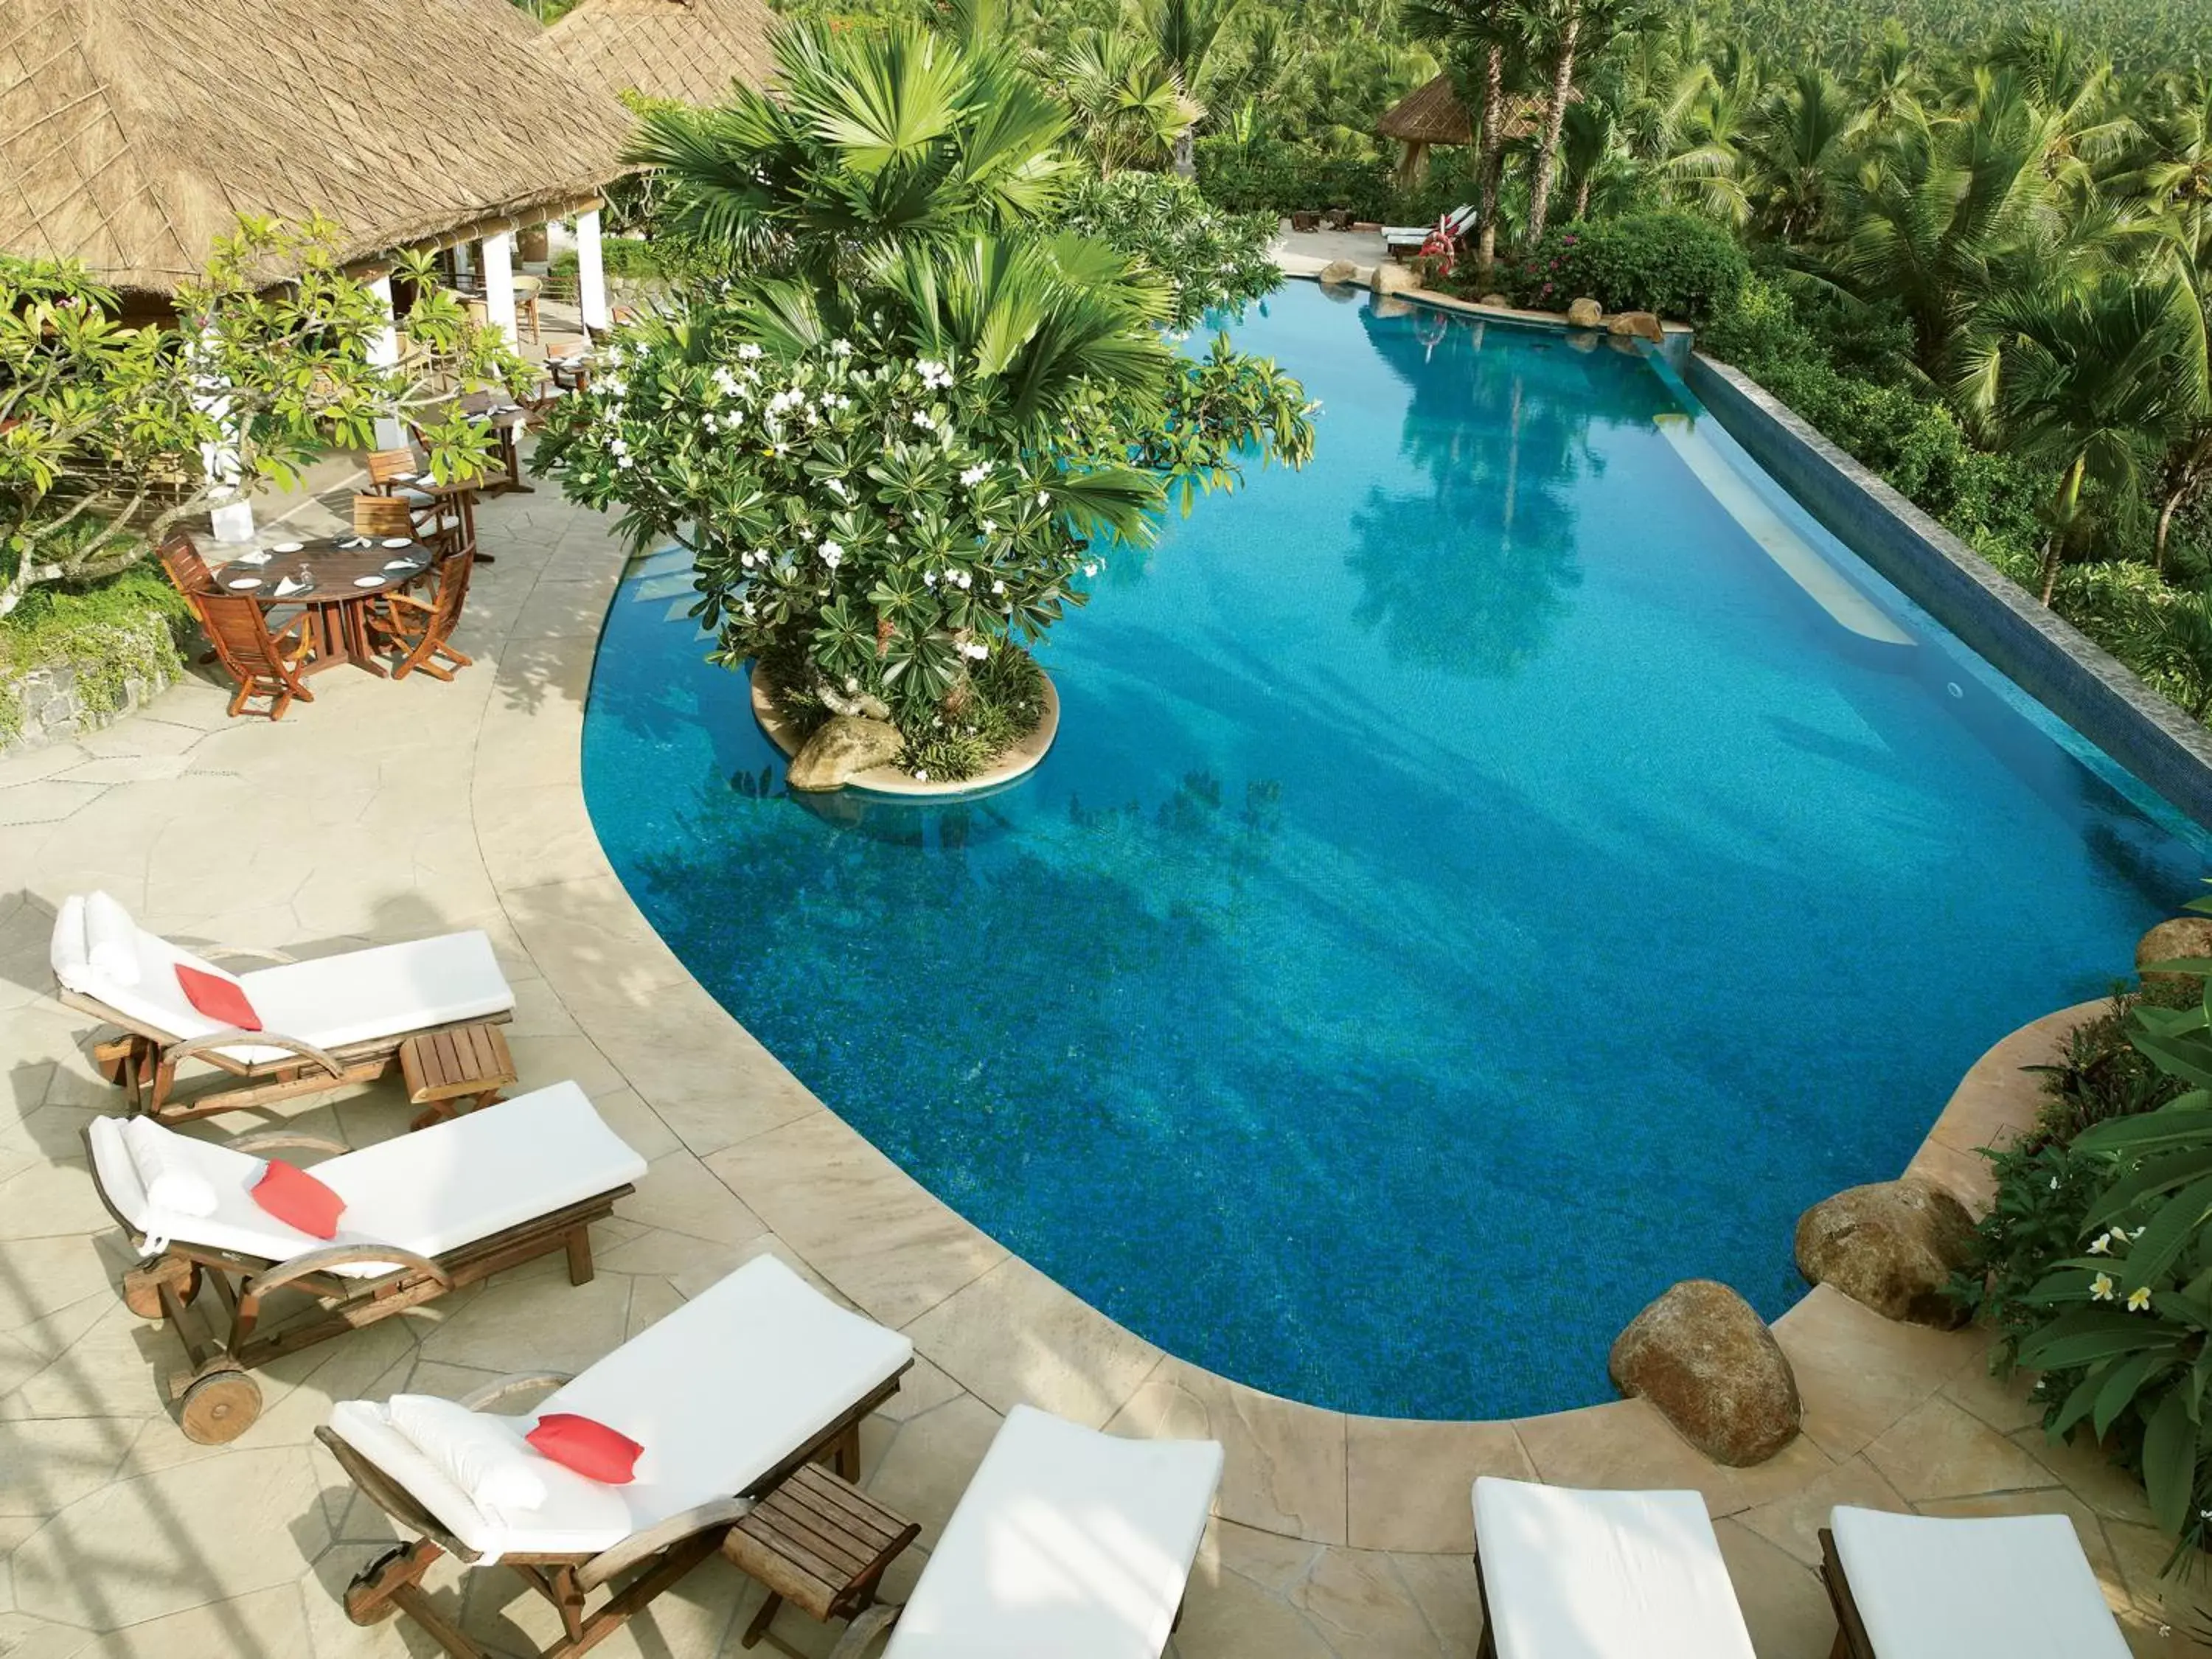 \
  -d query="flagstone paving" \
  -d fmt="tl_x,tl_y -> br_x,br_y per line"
0,470 -> 2205,1656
